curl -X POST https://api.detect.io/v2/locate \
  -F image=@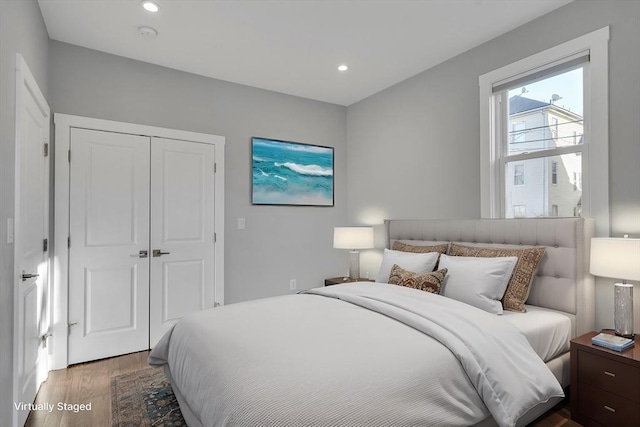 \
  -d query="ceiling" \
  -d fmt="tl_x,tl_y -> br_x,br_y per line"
38,0 -> 573,106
